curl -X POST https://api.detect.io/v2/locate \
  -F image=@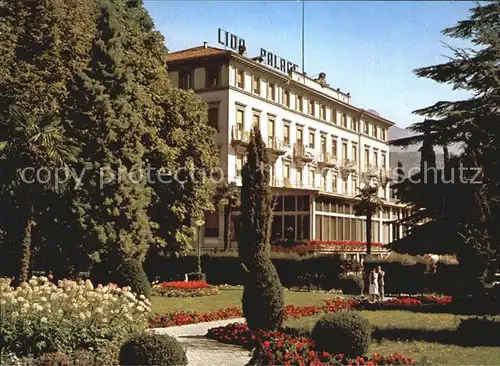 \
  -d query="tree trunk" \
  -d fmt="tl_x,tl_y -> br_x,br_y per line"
366,207 -> 372,255
19,202 -> 33,283
223,205 -> 231,251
